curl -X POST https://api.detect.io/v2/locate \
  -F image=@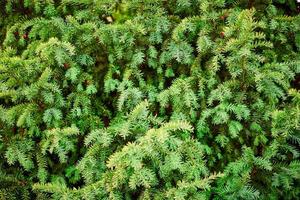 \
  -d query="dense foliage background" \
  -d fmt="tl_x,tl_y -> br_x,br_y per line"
0,0 -> 299,199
